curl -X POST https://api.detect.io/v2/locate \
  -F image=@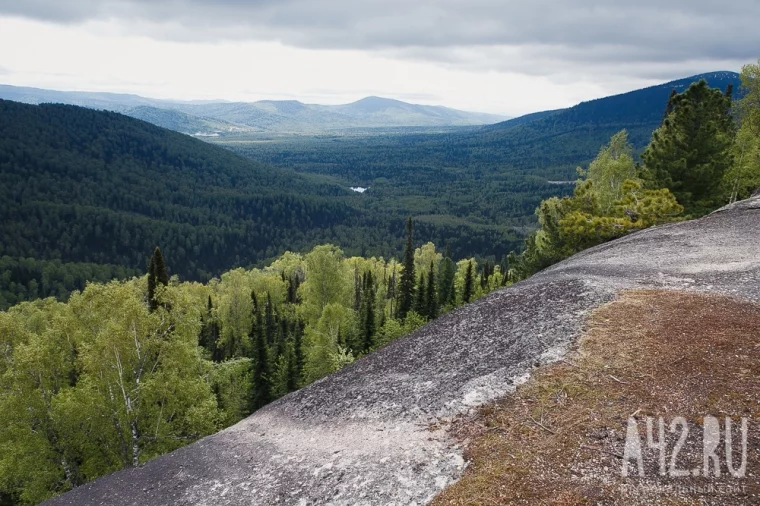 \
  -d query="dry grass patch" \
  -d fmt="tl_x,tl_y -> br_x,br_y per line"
433,290 -> 760,505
